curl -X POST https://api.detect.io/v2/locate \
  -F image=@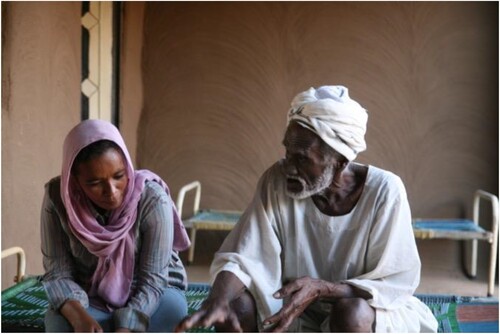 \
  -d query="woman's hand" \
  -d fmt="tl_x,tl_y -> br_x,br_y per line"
60,299 -> 103,332
115,328 -> 132,333
262,276 -> 326,332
